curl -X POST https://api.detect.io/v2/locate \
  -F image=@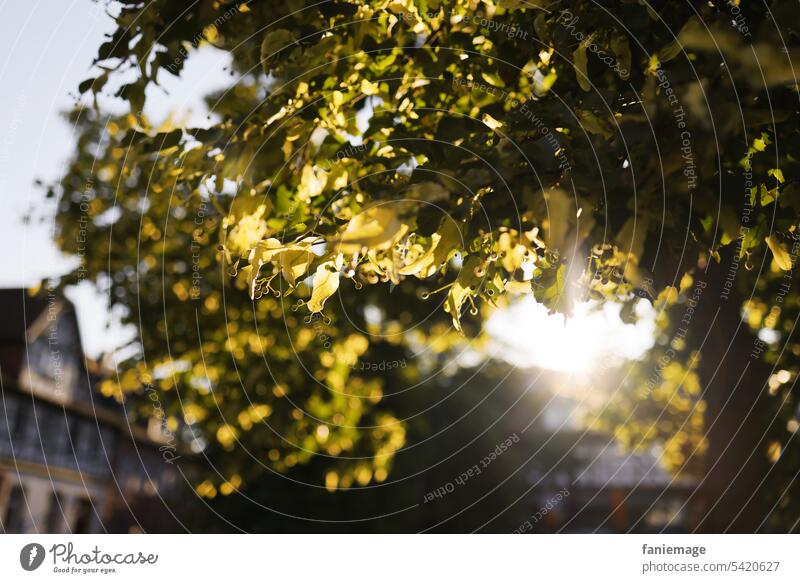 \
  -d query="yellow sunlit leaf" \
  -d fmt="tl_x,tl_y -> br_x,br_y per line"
277,246 -> 314,286
336,206 -> 408,255
505,280 -> 532,295
543,189 -> 573,253
307,256 -> 343,313
482,113 -> 504,131
766,235 -> 793,271
298,164 -> 327,202
399,233 -> 441,276
360,79 -> 380,95
444,256 -> 481,332
431,219 -> 461,268
203,24 -> 219,43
